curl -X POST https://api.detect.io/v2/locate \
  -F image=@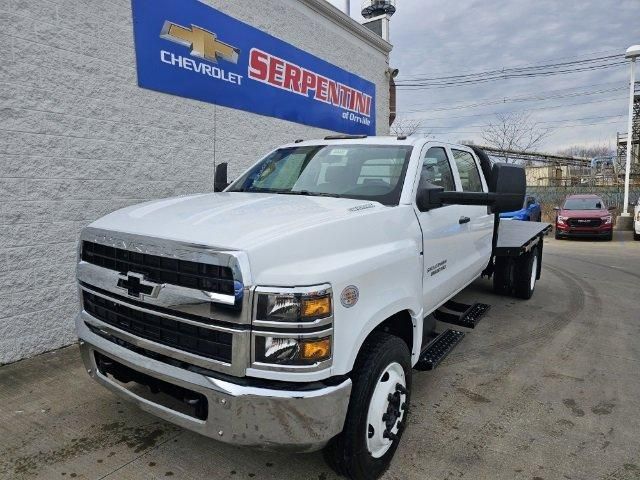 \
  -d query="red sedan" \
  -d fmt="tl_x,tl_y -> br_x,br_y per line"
555,194 -> 614,241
